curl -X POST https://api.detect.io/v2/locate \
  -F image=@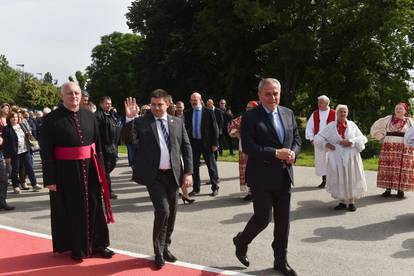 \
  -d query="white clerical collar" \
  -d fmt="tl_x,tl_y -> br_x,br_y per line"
263,105 -> 278,114
154,113 -> 168,121
319,108 -> 330,112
